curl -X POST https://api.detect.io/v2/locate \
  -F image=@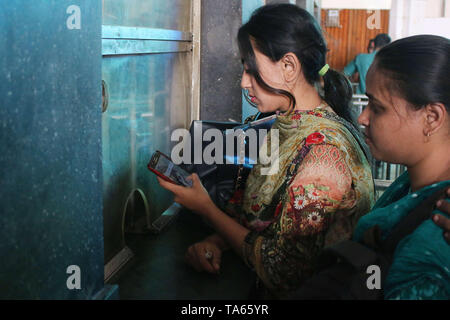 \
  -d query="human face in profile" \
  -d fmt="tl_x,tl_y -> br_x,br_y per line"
358,65 -> 425,166
240,46 -> 293,114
